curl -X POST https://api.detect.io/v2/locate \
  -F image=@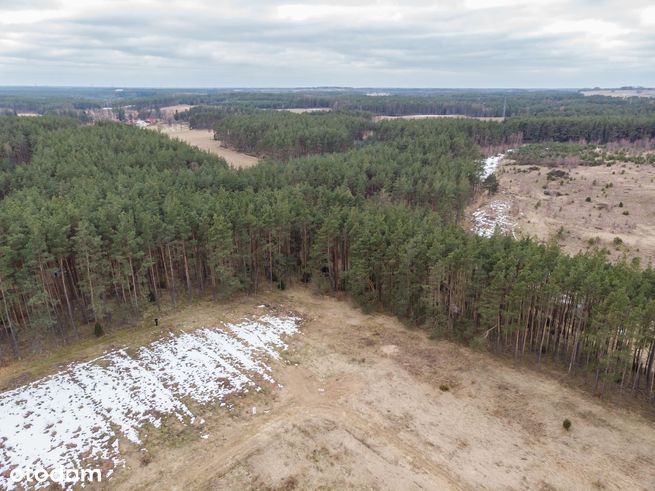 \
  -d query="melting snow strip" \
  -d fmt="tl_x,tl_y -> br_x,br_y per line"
481,154 -> 503,180
472,200 -> 514,238
0,314 -> 300,490
473,151 -> 516,238
70,350 -> 191,444
0,372 -> 116,480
